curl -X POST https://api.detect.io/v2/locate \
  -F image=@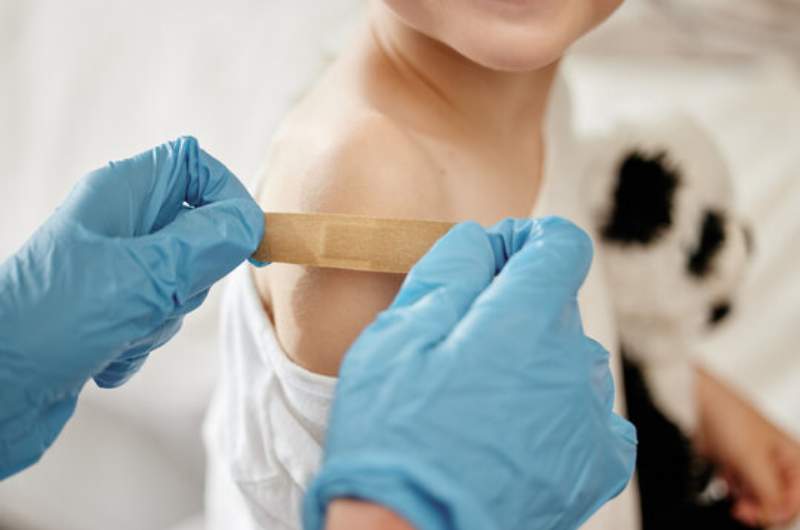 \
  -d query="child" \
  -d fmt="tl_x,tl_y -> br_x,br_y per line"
204,1 -> 800,528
